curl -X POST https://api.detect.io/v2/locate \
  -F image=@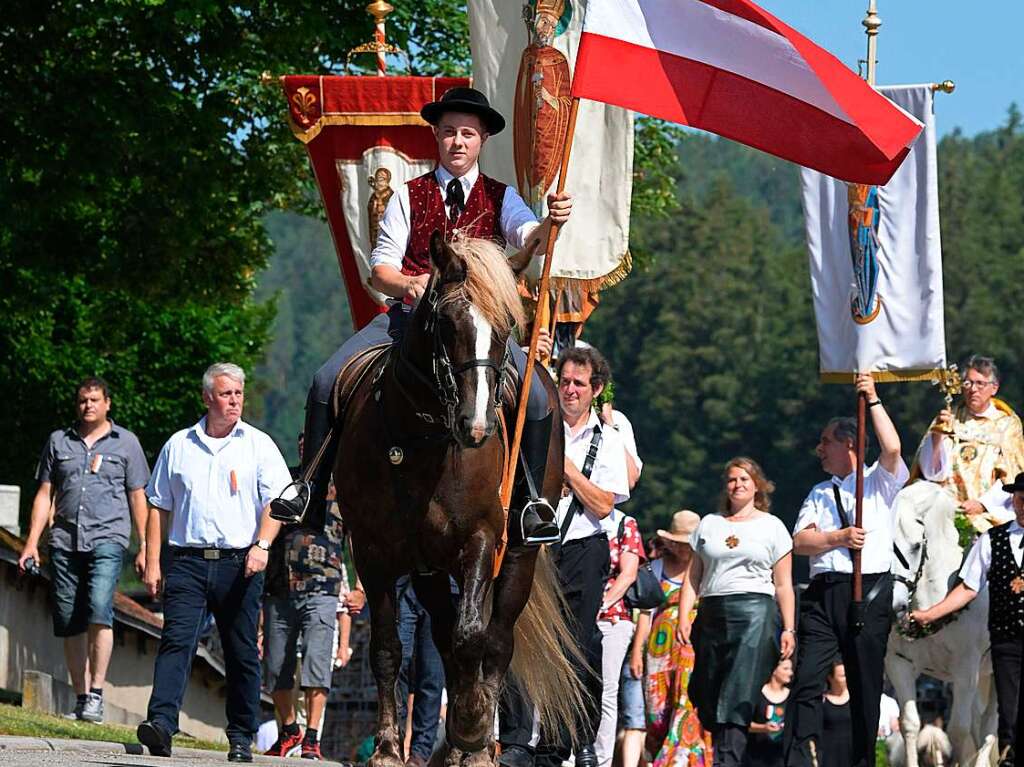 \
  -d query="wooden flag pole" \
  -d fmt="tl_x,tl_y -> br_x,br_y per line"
851,0 -> 881,610
853,391 -> 866,603
501,97 -> 581,511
